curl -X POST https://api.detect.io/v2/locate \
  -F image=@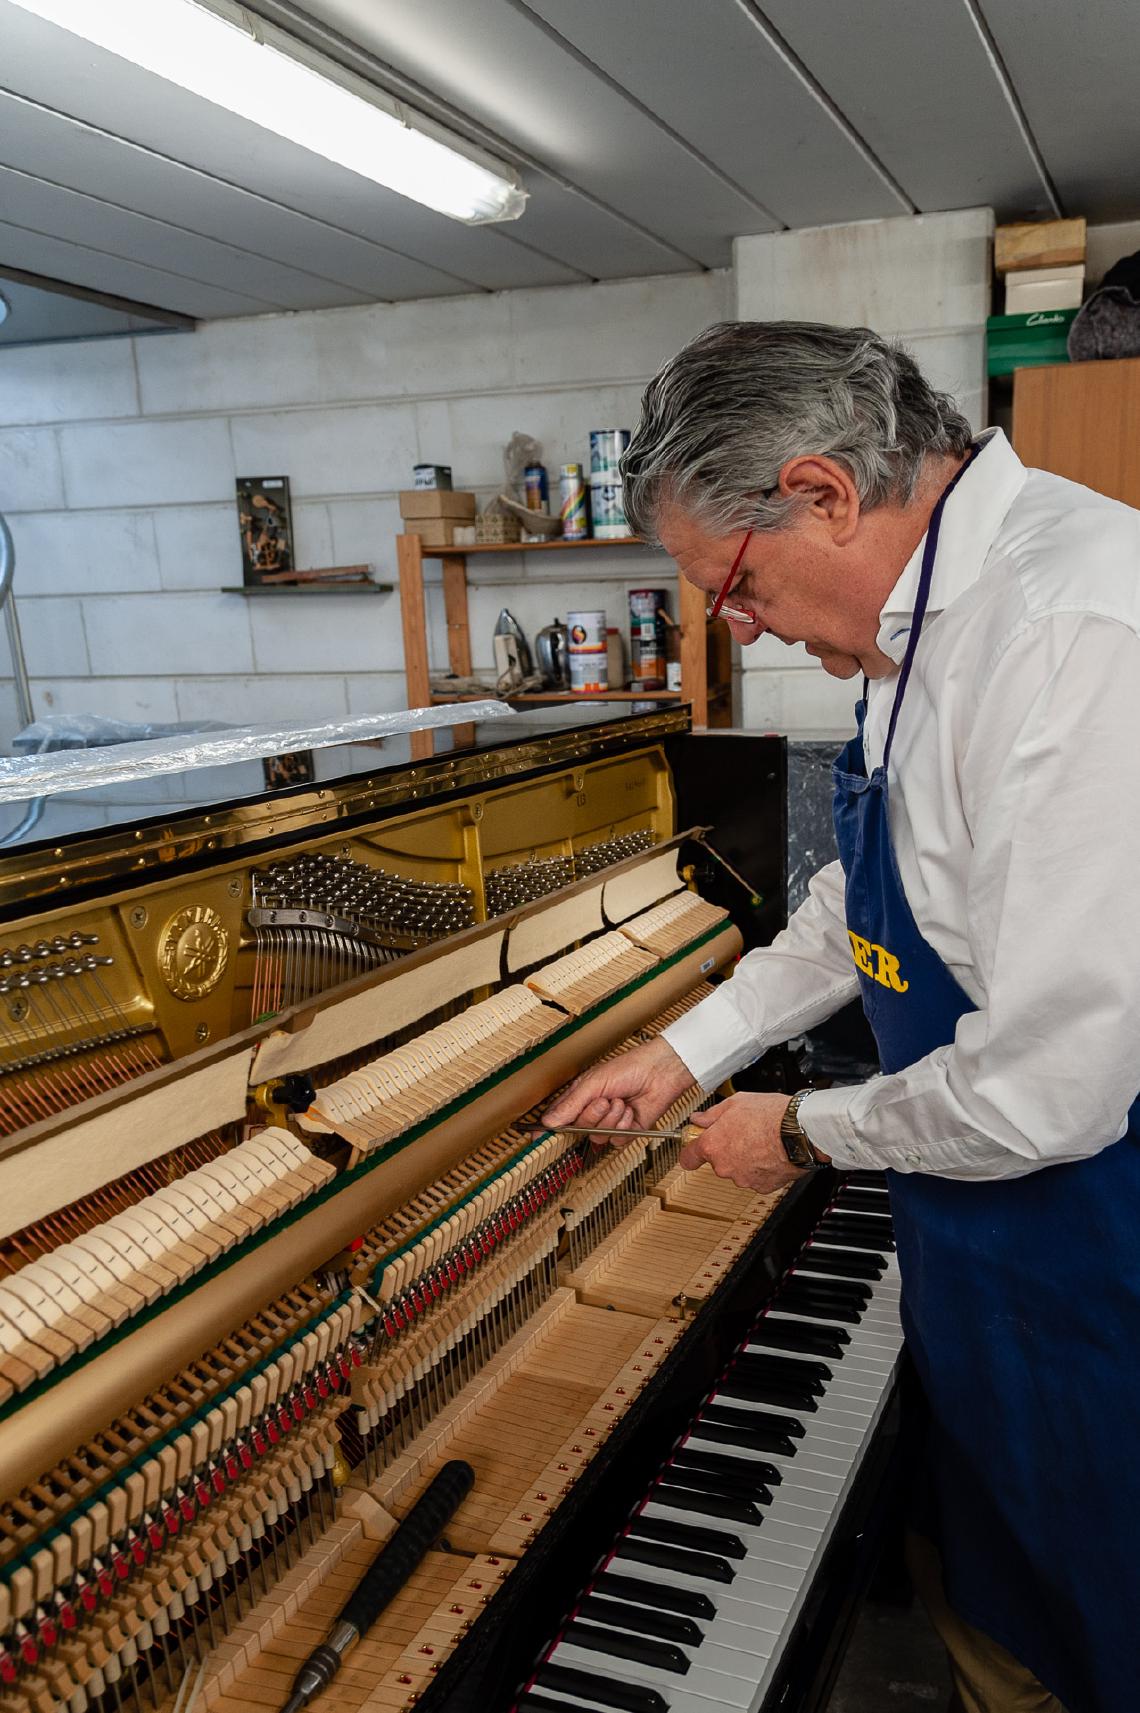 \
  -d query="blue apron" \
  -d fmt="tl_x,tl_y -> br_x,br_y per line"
832,446 -> 1140,1713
